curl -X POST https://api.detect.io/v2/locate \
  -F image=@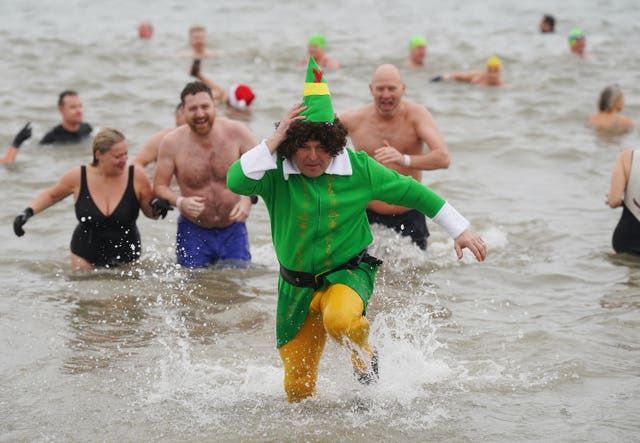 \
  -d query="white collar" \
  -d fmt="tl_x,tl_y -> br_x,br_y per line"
282,148 -> 352,180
